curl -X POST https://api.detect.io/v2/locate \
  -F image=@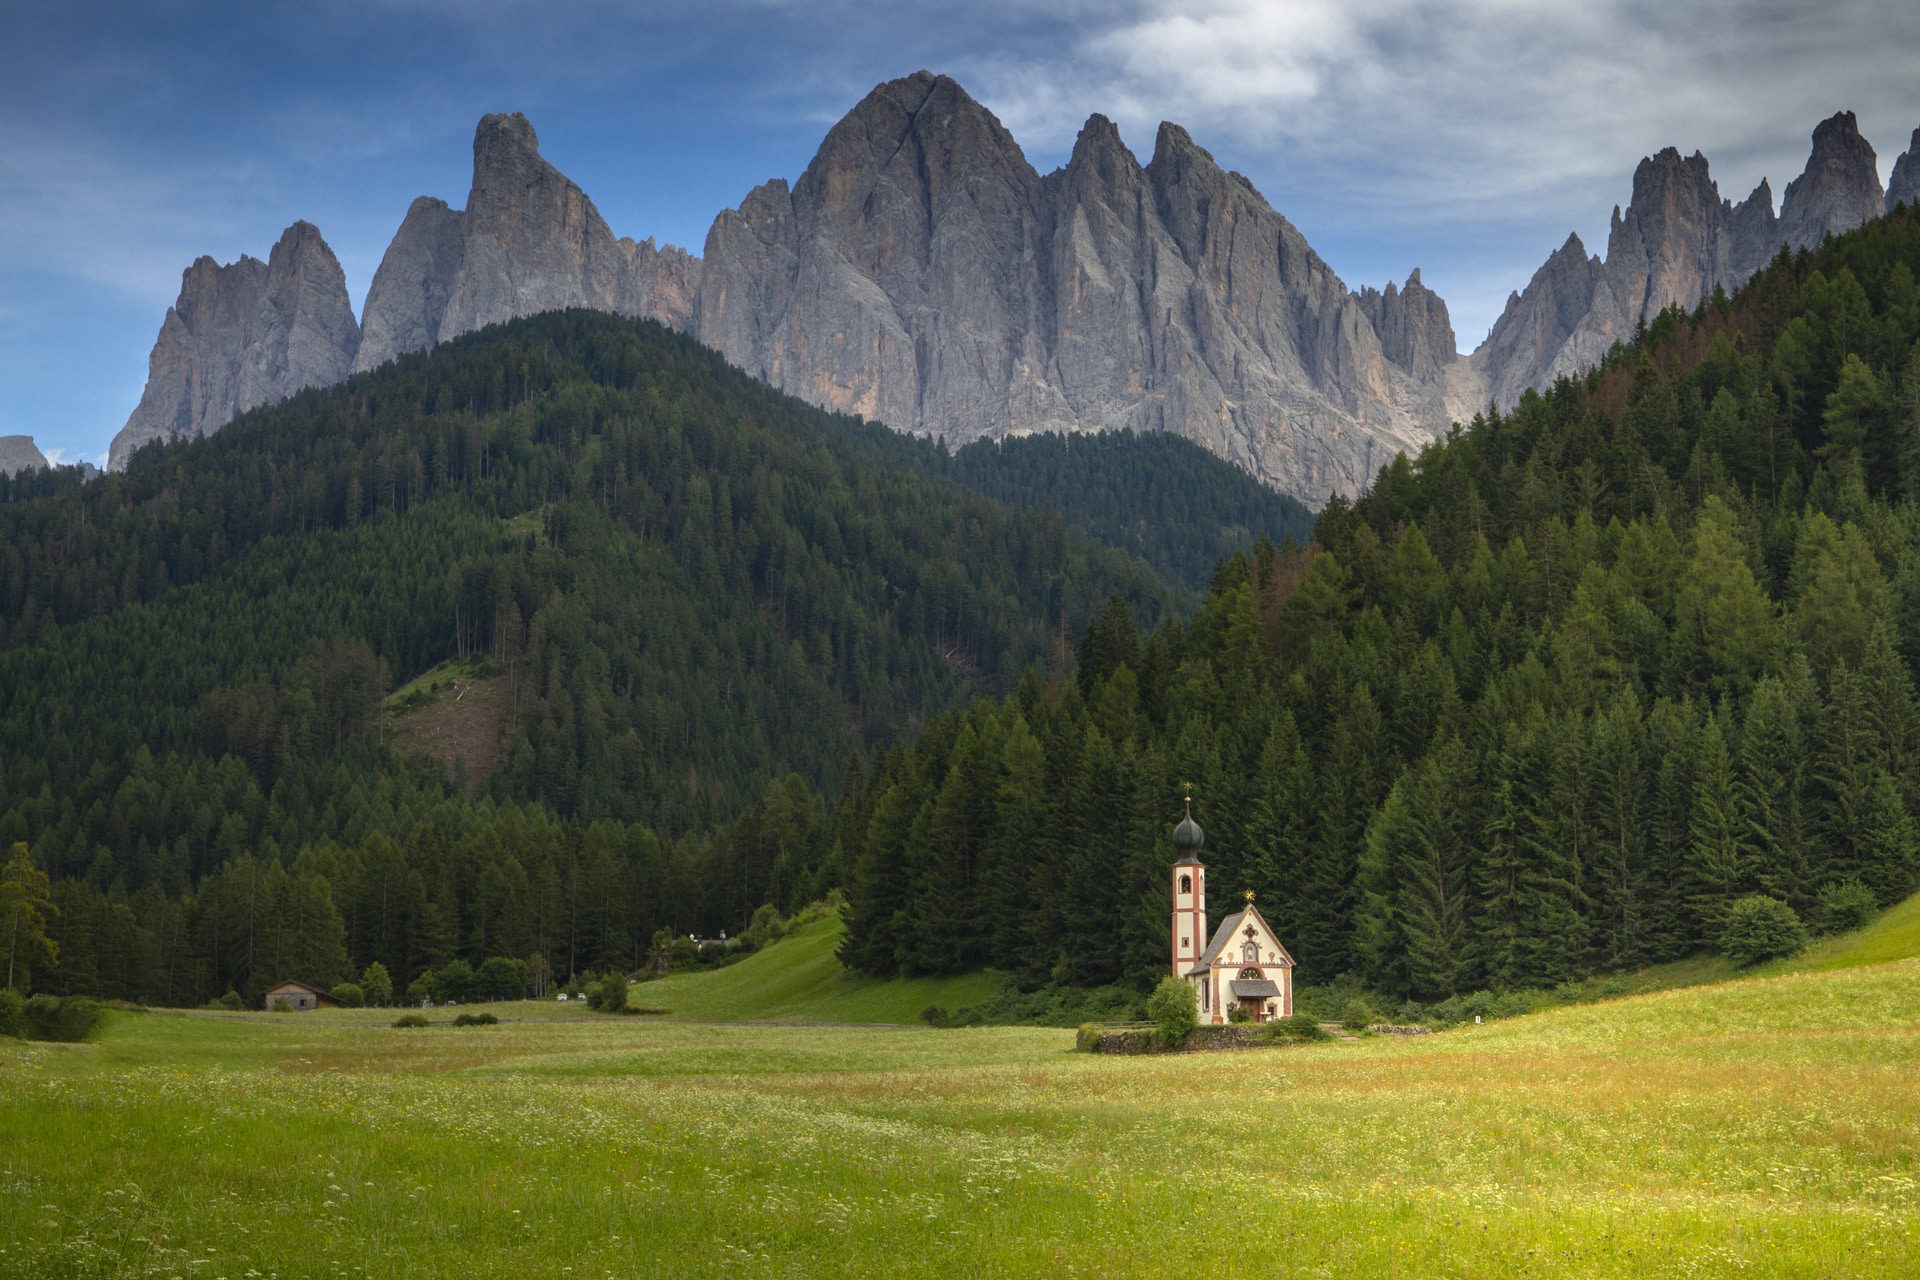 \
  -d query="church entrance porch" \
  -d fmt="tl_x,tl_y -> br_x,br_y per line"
1230,976 -> 1281,1022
